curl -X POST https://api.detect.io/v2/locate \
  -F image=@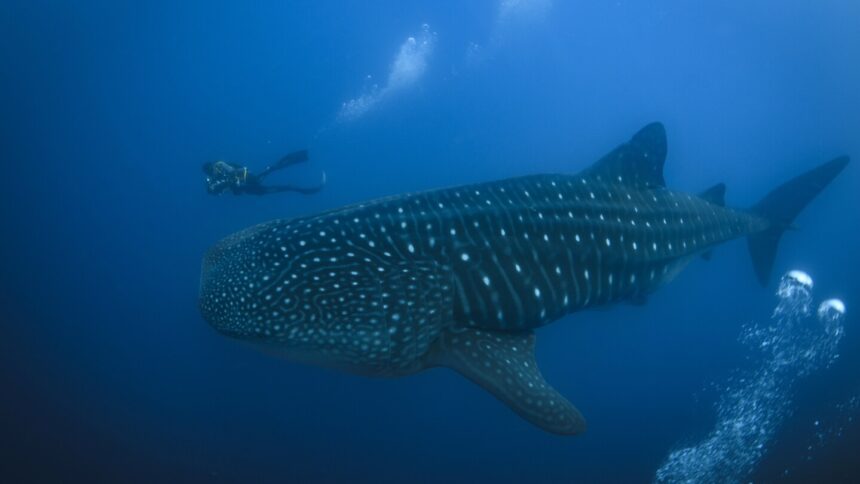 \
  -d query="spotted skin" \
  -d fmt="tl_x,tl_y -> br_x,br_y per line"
198,123 -> 801,435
